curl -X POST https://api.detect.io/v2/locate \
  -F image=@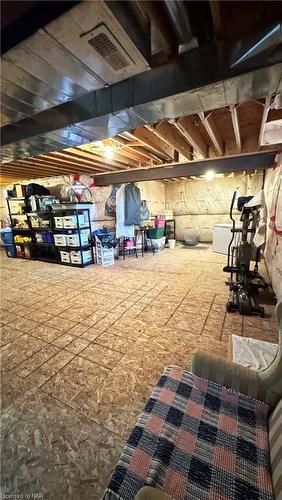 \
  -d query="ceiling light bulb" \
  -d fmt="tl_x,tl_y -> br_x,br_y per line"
104,145 -> 114,160
204,170 -> 216,181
